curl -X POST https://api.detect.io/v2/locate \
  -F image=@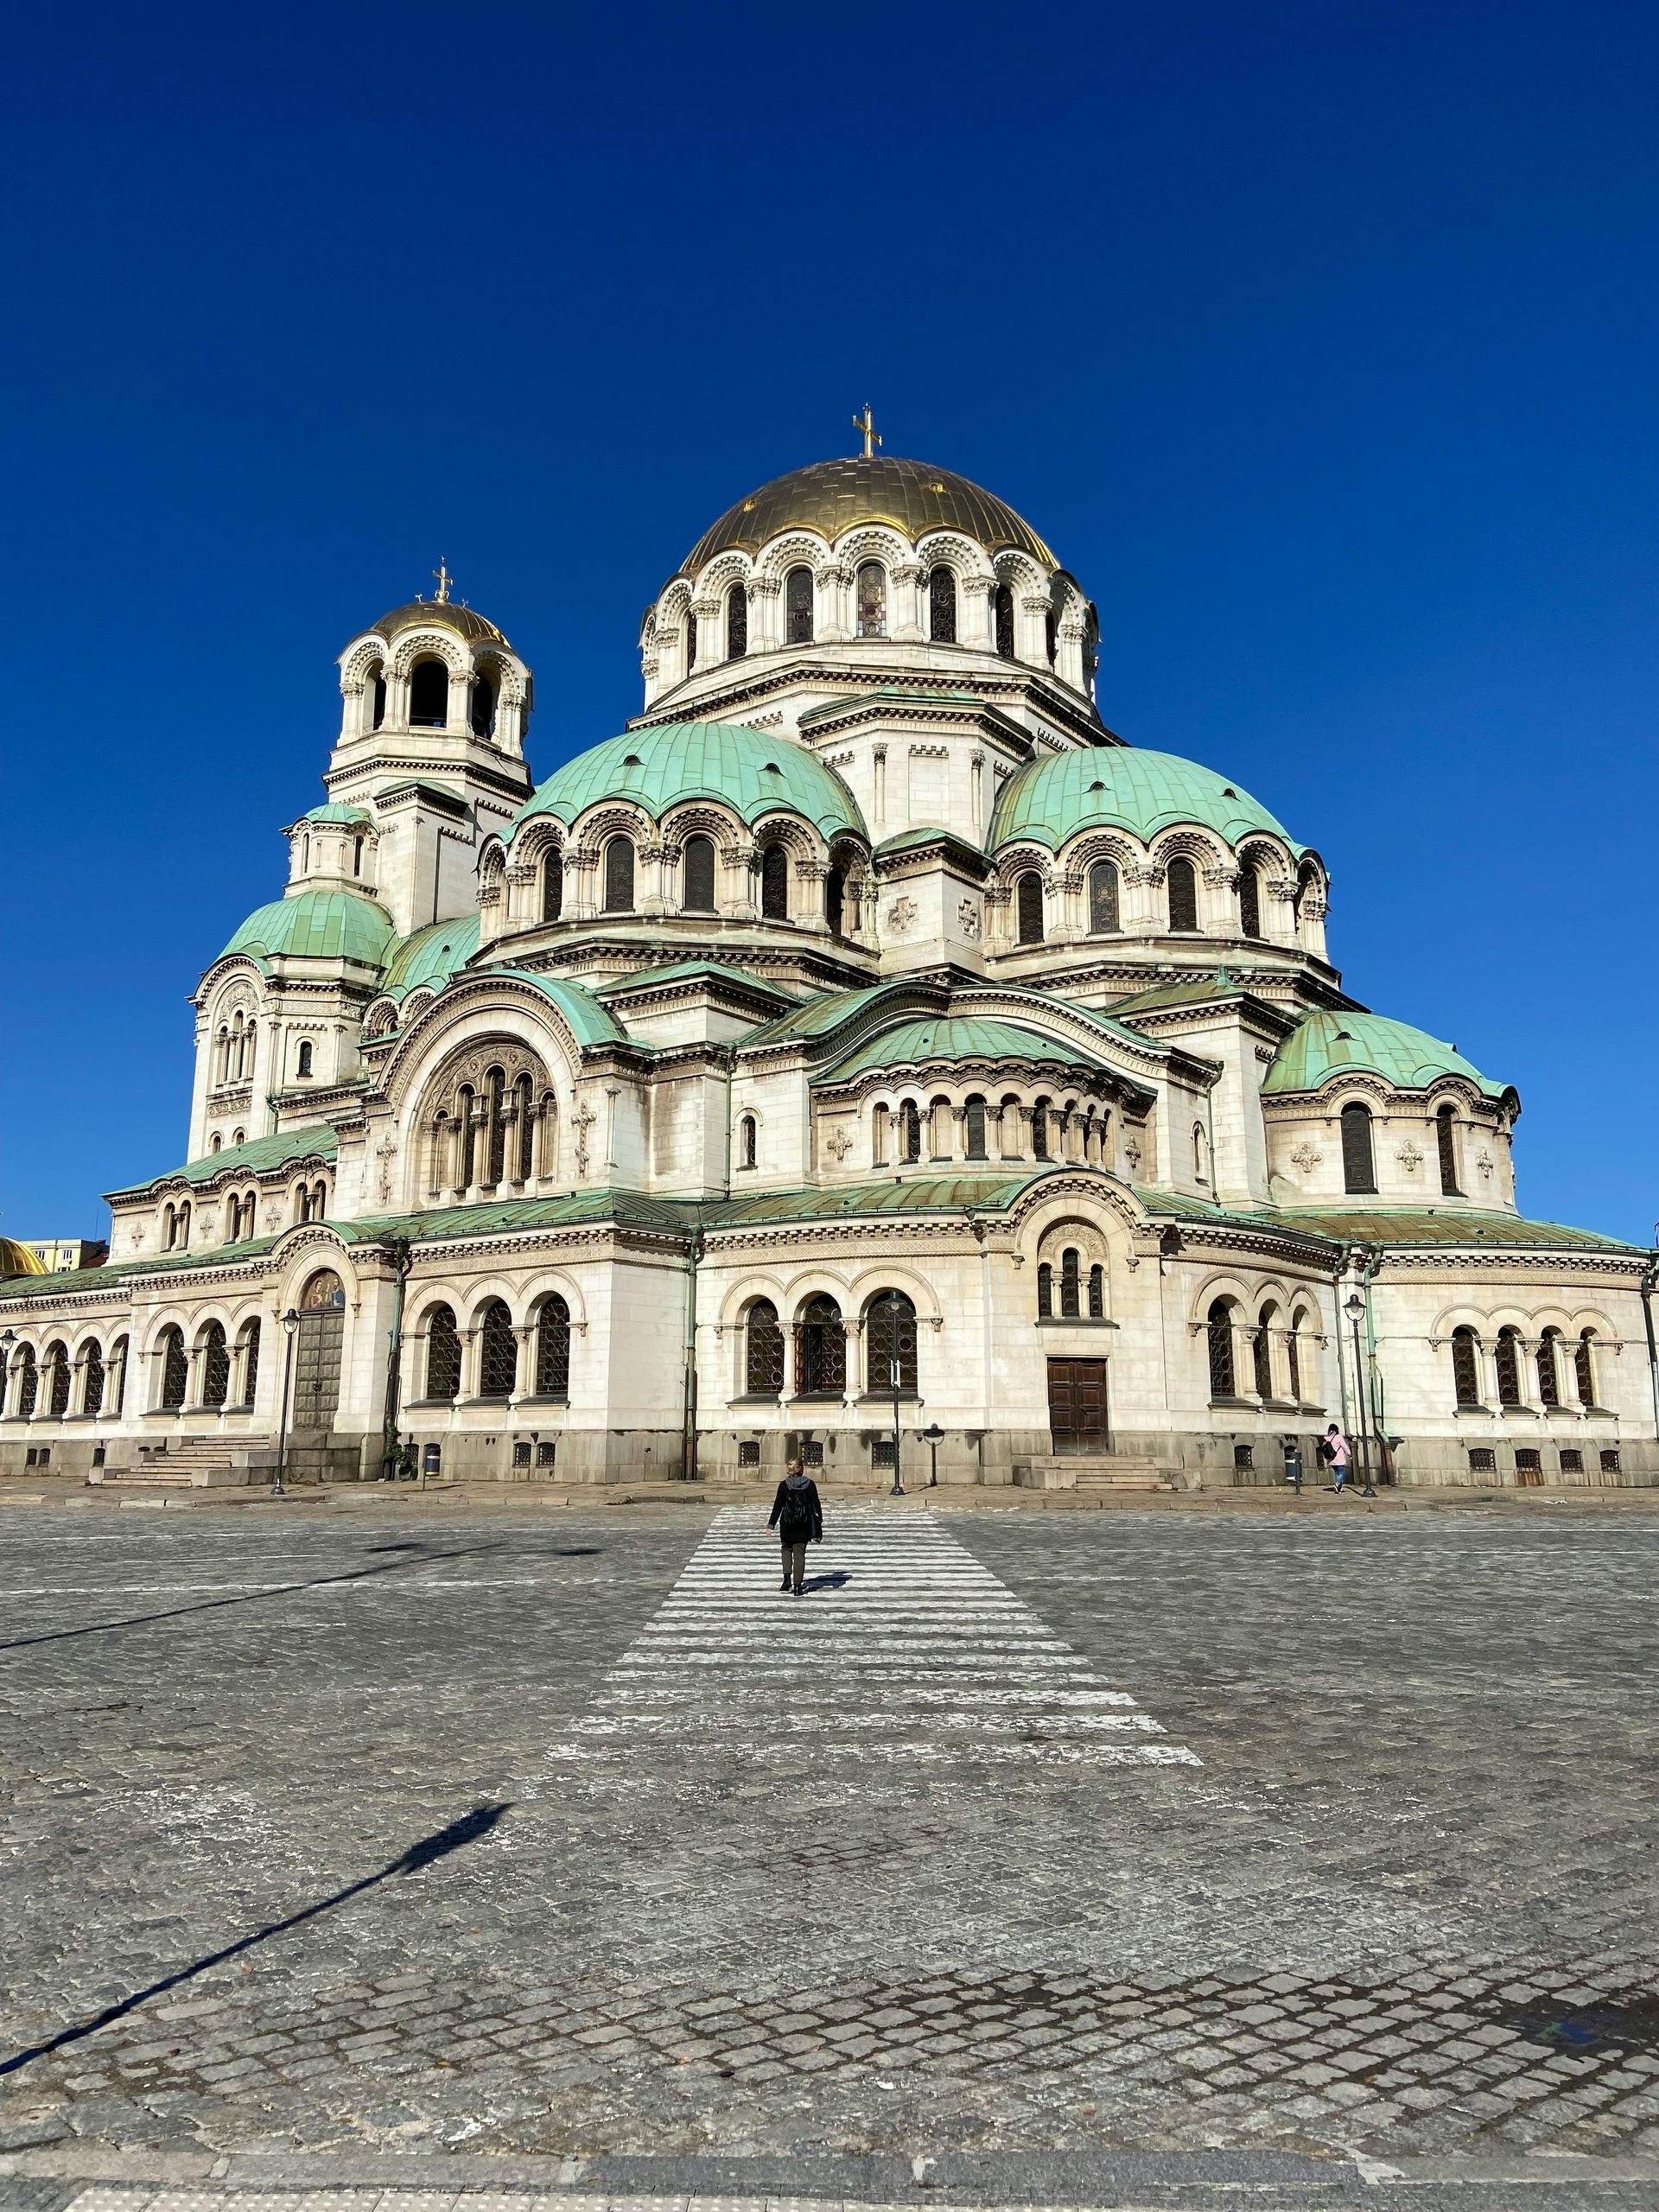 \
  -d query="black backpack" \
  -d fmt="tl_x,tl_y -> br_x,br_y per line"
779,1481 -> 815,1540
